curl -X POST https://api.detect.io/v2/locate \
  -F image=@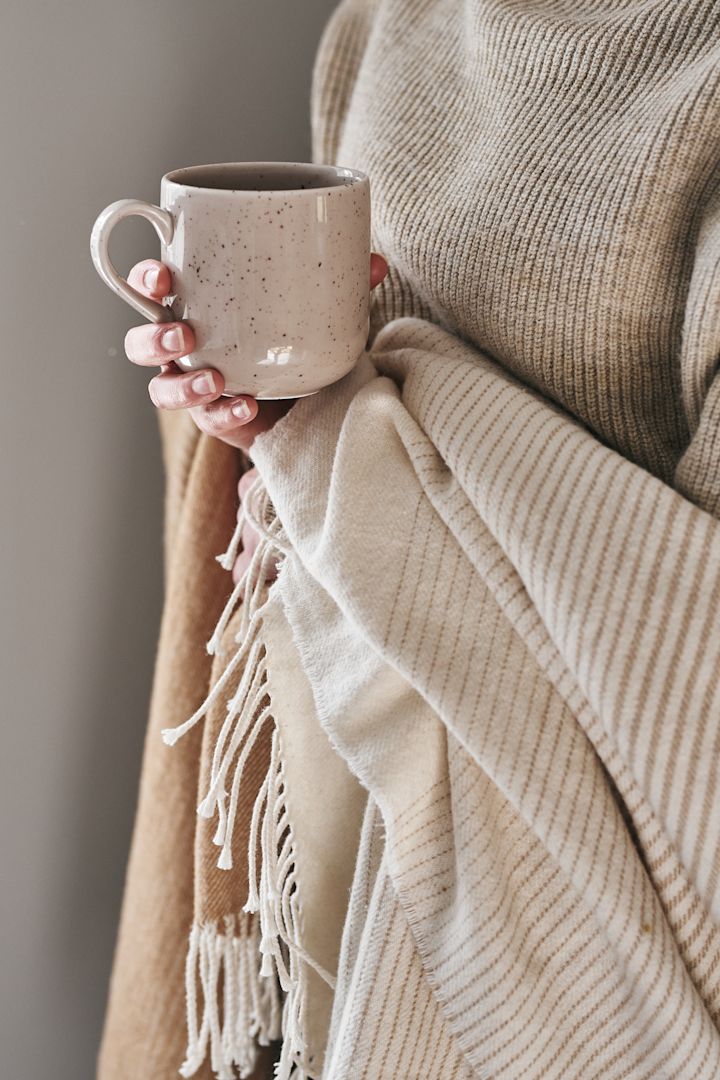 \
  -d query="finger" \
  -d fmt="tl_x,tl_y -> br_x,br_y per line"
127,259 -> 173,300
125,321 -> 195,366
226,399 -> 295,451
190,394 -> 260,437
370,252 -> 388,289
192,398 -> 293,452
148,367 -> 225,410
